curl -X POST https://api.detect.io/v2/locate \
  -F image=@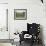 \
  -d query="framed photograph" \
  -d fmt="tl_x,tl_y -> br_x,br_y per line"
14,9 -> 27,20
